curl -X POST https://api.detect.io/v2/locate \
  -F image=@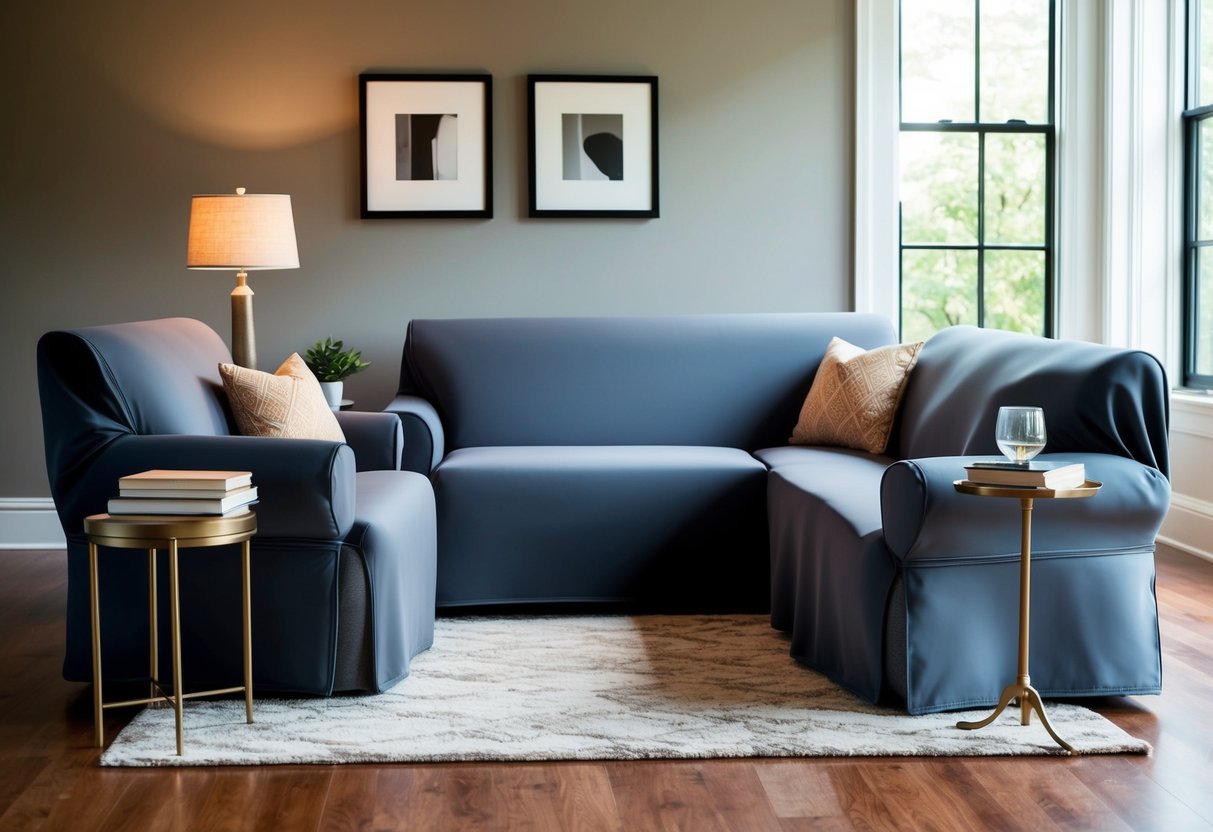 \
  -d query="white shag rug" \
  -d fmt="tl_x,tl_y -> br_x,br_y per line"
101,615 -> 1150,766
